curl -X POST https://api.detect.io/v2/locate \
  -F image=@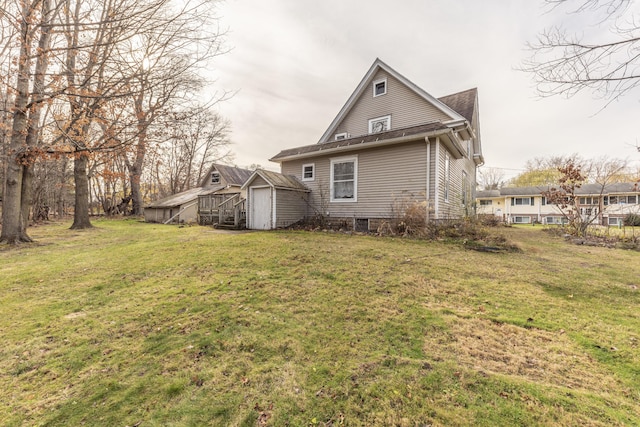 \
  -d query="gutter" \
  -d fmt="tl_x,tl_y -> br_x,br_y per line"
270,129 -> 452,163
